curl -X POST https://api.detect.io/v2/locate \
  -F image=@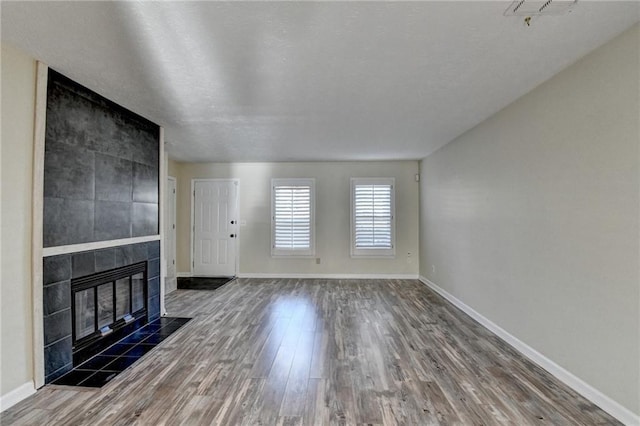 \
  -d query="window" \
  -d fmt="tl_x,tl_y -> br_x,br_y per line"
351,178 -> 395,257
271,178 -> 315,256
